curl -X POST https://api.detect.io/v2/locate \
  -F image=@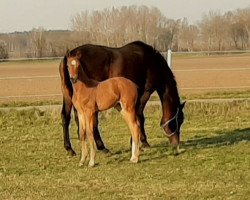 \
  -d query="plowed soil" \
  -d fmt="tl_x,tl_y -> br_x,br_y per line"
0,54 -> 250,102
